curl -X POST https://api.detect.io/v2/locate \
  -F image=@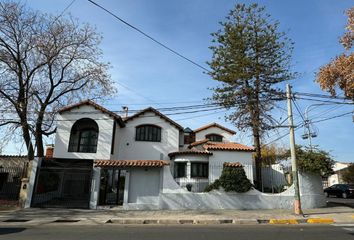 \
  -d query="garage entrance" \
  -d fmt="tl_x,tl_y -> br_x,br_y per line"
31,158 -> 93,209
